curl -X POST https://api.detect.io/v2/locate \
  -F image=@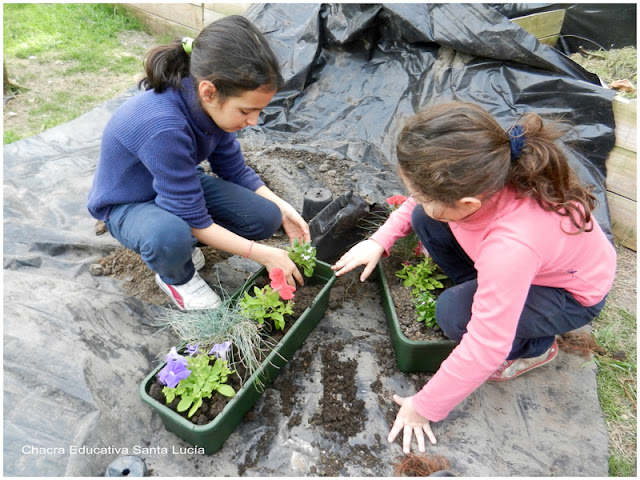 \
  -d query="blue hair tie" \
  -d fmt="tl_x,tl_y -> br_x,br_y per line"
507,124 -> 526,161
